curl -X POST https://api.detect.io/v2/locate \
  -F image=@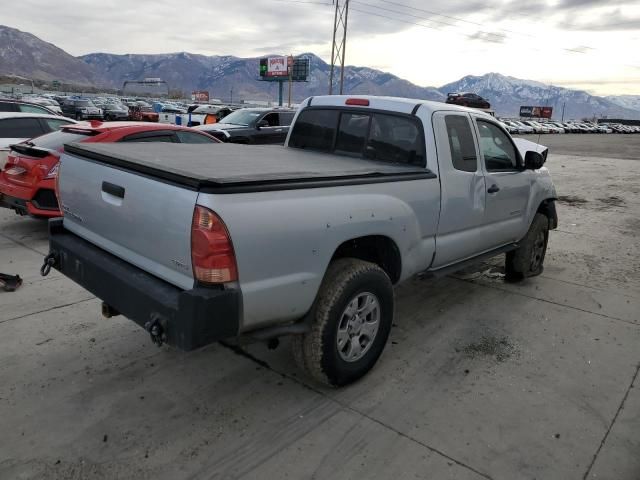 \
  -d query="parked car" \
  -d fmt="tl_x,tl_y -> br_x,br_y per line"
543,123 -> 564,134
22,96 -> 63,115
61,98 -> 103,120
0,99 -> 61,116
129,102 -> 159,122
446,92 -> 491,109
559,123 -> 580,133
510,121 -> 535,134
523,121 -> 550,134
0,122 -> 220,218
499,120 -> 518,134
195,107 -> 295,144
45,95 -> 557,386
95,101 -> 130,121
0,112 -> 76,168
